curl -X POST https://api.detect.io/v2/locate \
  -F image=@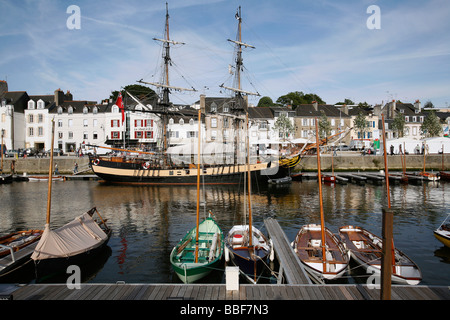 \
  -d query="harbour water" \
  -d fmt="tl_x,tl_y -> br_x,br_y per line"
1,178 -> 449,285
